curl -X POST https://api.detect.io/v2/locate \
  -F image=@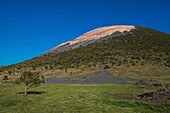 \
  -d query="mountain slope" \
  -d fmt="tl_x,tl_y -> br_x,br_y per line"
3,26 -> 170,82
48,25 -> 135,53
